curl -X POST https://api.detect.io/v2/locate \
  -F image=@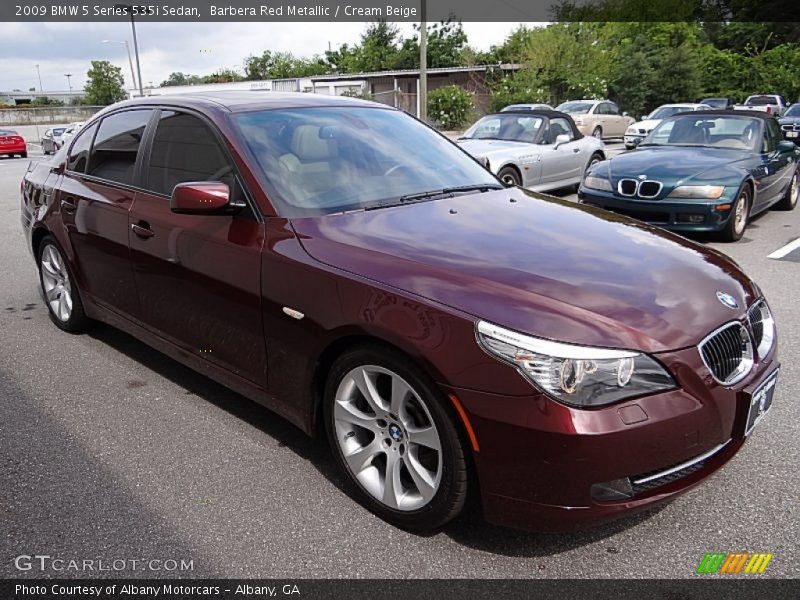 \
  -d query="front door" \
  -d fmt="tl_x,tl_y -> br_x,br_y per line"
128,109 -> 268,386
538,117 -> 583,187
